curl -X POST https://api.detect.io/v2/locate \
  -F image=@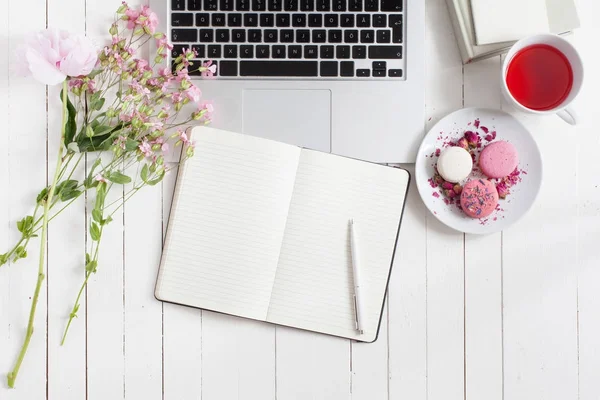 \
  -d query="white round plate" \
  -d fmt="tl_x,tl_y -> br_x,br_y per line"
415,108 -> 543,235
